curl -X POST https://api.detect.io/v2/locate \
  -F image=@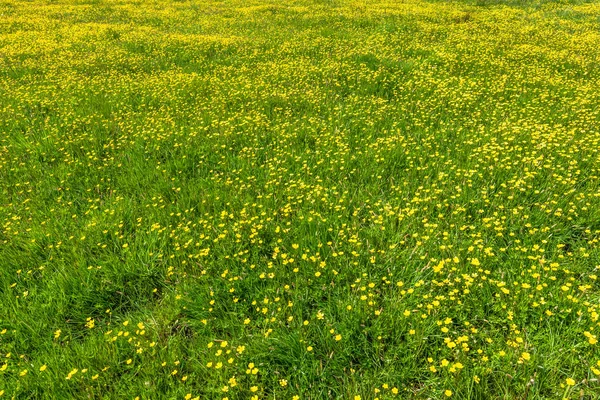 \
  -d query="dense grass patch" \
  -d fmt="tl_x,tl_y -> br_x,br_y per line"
1,0 -> 600,398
